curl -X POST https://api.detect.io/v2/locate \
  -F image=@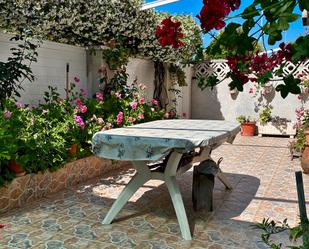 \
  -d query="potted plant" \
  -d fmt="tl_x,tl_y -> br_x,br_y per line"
258,107 -> 296,138
236,115 -> 256,136
0,100 -> 27,176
